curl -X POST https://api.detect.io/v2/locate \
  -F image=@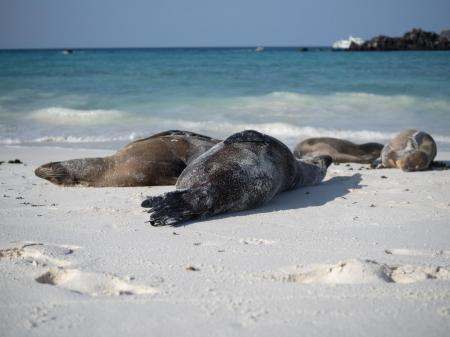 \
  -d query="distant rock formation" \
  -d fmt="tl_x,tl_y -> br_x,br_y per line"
349,28 -> 450,51
441,30 -> 450,41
